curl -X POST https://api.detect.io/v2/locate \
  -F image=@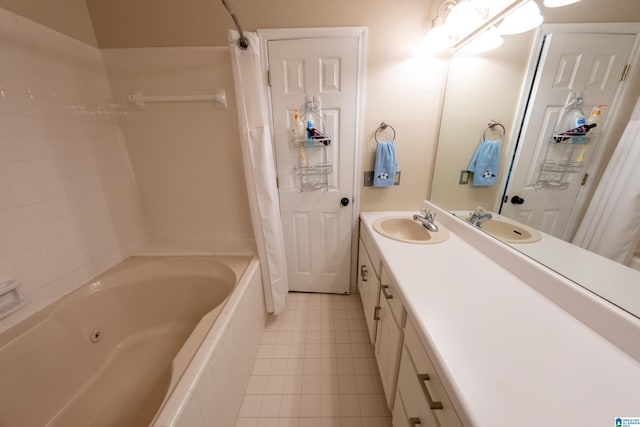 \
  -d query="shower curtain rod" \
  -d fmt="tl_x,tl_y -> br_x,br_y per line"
221,0 -> 249,50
